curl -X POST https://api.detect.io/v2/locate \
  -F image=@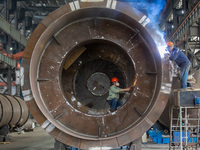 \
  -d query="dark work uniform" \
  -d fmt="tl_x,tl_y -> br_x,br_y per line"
169,47 -> 191,88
